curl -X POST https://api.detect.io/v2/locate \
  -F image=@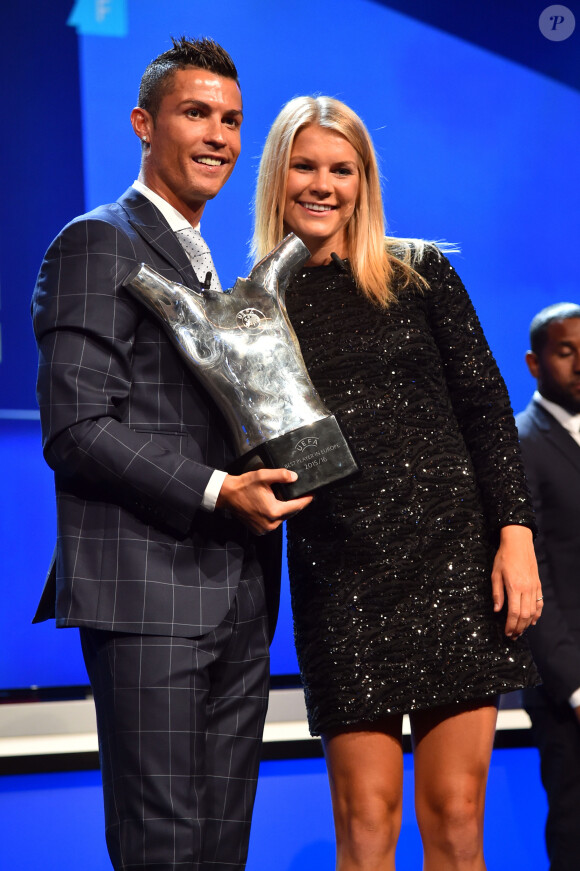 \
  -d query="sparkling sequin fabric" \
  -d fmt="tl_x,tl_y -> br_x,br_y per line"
285,247 -> 539,736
